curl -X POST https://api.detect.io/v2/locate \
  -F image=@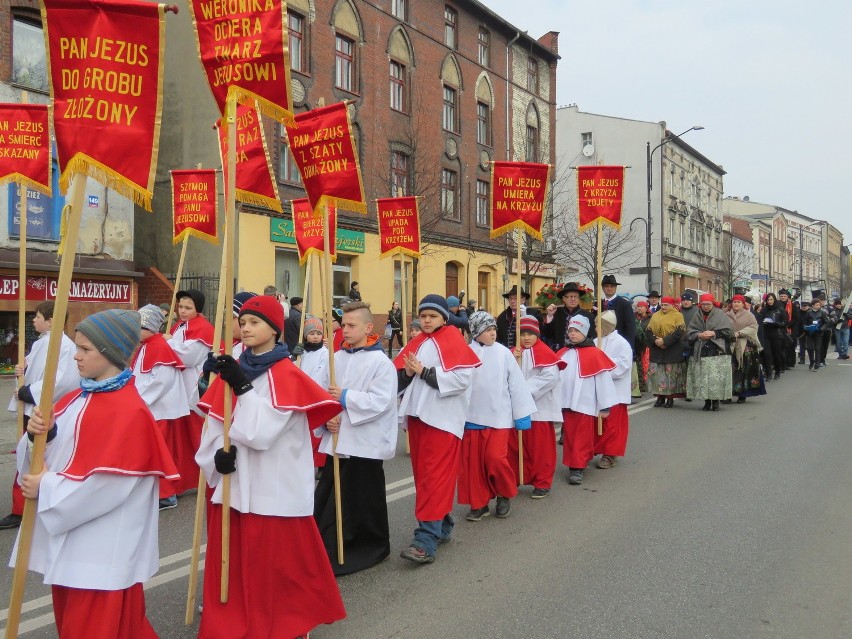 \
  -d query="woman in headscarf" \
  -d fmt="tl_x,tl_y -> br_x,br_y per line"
686,293 -> 734,411
725,294 -> 766,403
645,296 -> 687,408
